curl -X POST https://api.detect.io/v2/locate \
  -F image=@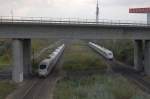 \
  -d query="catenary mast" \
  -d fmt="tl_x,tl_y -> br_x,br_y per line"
96,0 -> 99,22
